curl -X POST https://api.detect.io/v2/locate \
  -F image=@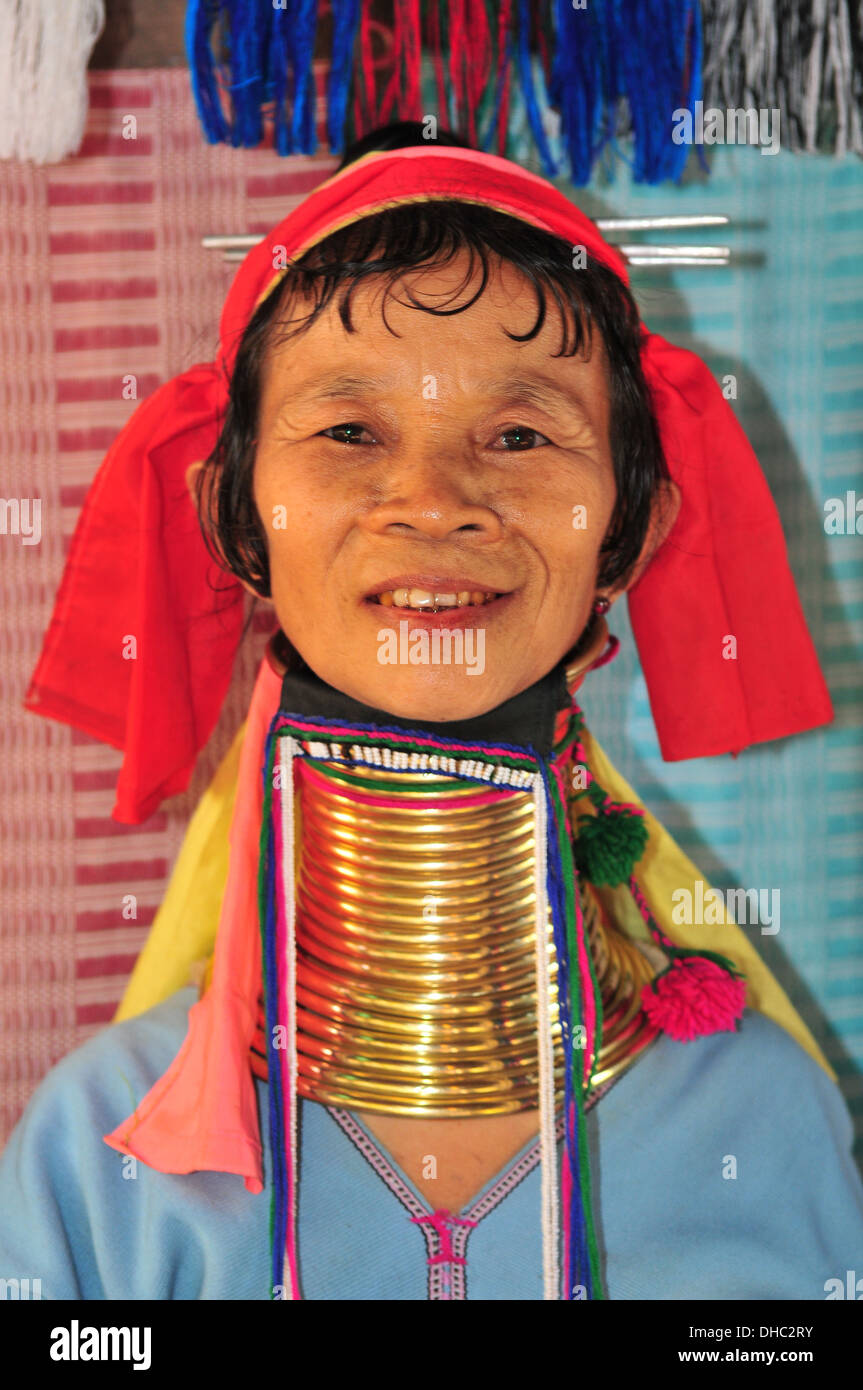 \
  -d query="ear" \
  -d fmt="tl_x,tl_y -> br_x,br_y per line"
605,479 -> 682,606
184,460 -> 272,604
185,460 -> 204,507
